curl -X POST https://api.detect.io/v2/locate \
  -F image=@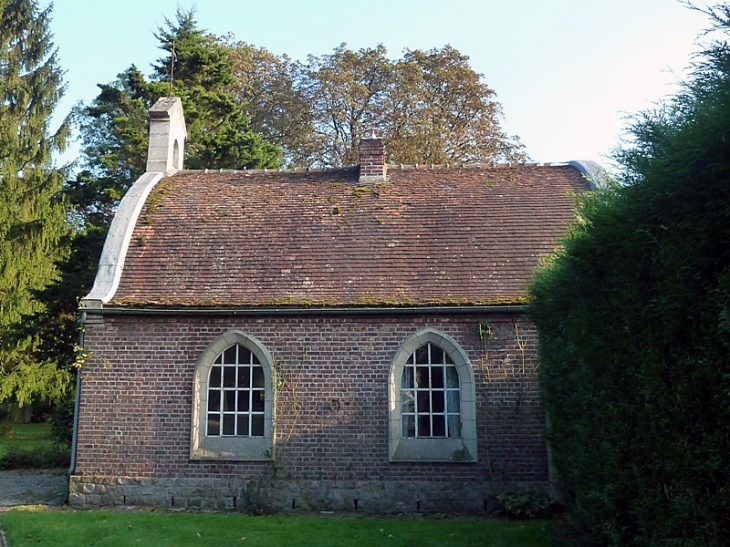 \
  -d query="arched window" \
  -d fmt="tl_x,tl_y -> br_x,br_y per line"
400,342 -> 461,439
172,138 -> 181,170
389,328 -> 477,462
191,330 -> 274,461
206,344 -> 266,438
